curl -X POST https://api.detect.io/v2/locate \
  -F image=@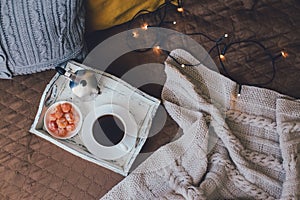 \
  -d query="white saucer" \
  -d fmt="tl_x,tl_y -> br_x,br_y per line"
81,104 -> 138,160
